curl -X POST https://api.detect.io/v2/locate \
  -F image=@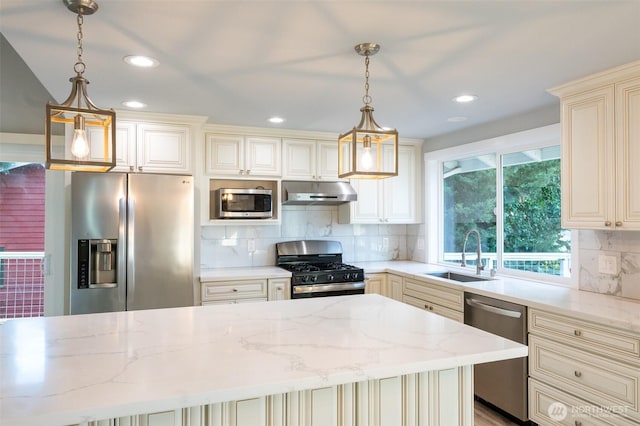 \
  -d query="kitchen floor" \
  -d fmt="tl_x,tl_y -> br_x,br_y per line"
475,400 -> 519,426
